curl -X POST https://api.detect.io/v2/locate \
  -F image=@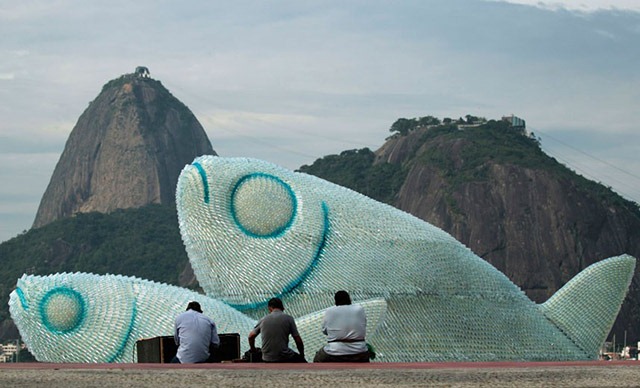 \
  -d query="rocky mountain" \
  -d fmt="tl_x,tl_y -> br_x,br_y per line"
4,105 -> 639,349
33,70 -> 215,228
300,118 -> 640,341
